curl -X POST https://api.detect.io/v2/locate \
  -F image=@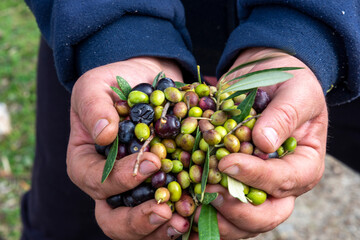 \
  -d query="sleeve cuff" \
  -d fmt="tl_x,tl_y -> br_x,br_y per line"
217,5 -> 349,105
69,15 -> 197,91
